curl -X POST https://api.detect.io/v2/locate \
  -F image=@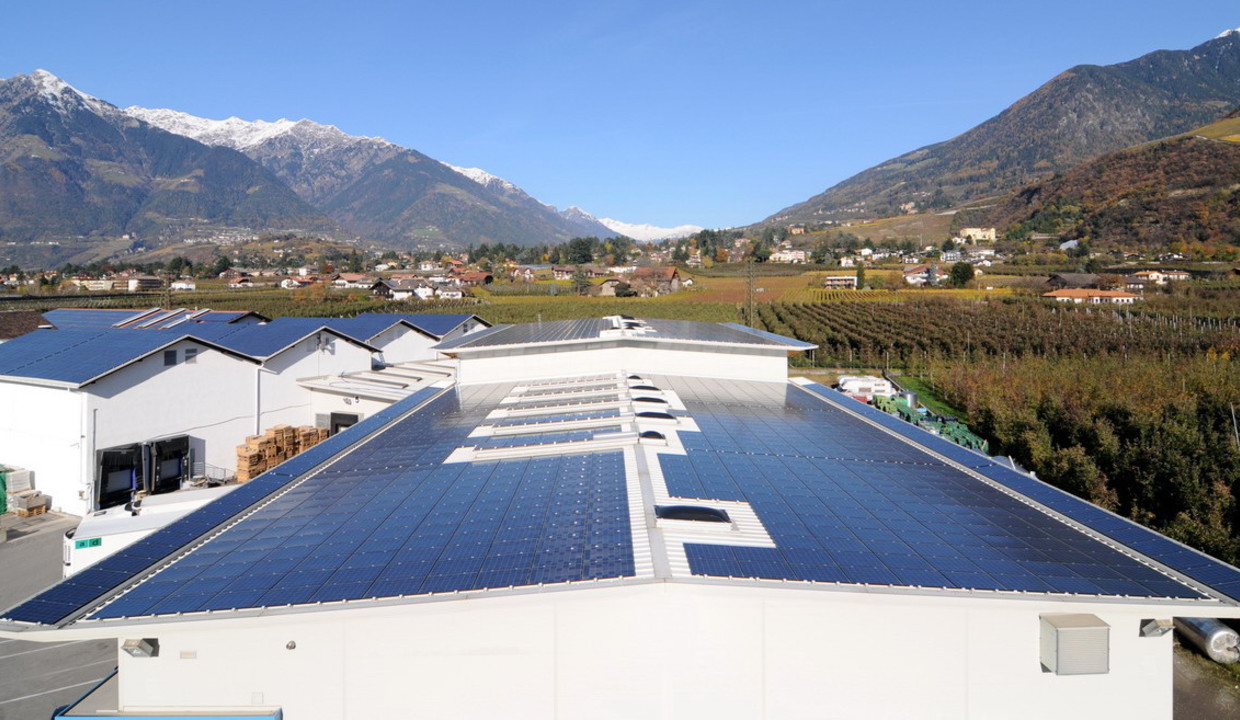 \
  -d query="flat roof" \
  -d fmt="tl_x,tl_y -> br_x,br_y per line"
434,317 -> 816,352
5,363 -> 1237,629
